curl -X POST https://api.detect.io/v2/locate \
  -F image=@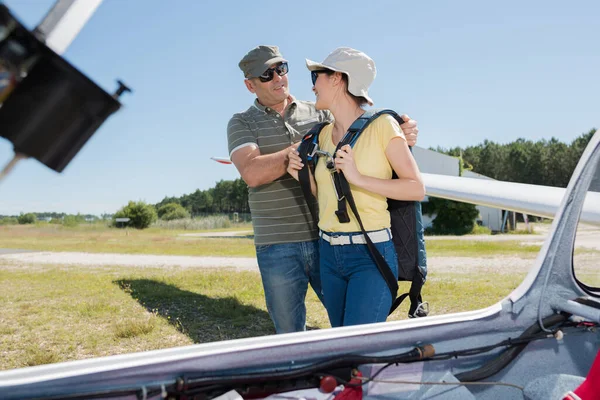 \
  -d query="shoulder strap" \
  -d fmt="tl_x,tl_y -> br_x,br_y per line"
332,109 -> 407,224
337,109 -> 406,150
297,123 -> 328,226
